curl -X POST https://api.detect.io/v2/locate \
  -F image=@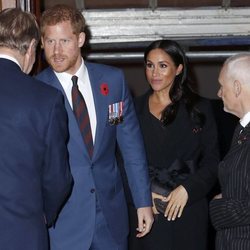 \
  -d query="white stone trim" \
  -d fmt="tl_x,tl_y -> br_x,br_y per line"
83,7 -> 250,44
